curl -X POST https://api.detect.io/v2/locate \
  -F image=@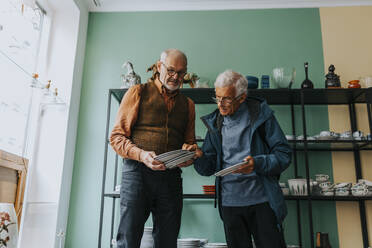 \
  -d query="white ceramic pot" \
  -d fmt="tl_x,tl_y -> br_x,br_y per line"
0,203 -> 18,248
360,76 -> 372,88
288,179 -> 316,196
